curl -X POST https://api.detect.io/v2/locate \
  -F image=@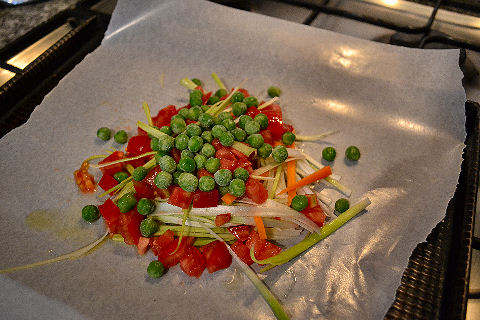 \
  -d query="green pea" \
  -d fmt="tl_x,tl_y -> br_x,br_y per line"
150,137 -> 160,151
178,172 -> 198,192
181,149 -> 195,159
114,130 -> 128,144
234,167 -> 249,181
282,132 -> 296,146
155,151 -> 168,164
137,198 -> 156,216
231,127 -> 246,142
189,90 -> 203,107
322,147 -> 336,162
82,205 -> 100,223
254,113 -> 269,130
191,78 -> 202,86
147,260 -> 165,278
201,143 -> 216,158
188,136 -> 204,153
201,130 -> 213,143
345,146 -> 361,161
214,169 -> 233,187
247,134 -> 264,149
159,126 -> 172,136
229,178 -> 246,197
194,154 -> 207,169
212,125 -> 227,138
244,96 -> 259,107
212,117 -> 222,126
170,117 -> 186,134
133,166 -> 148,181
231,91 -> 245,103
222,119 -> 236,131
199,176 -> 216,192
217,111 -> 232,122
272,145 -> 288,163
175,134 -> 189,150
291,195 -> 308,211
335,198 -> 350,213
205,157 -> 220,173
178,157 -> 196,173
219,131 -> 234,147
154,171 -> 173,189
238,115 -> 253,130
232,102 -> 247,117
245,121 -> 261,135
201,105 -> 210,112
267,86 -> 281,97
187,106 -> 203,121
140,218 -> 159,237
117,193 -> 137,213
158,135 -> 174,153
172,171 -> 182,185
218,186 -> 230,196
207,95 -> 220,105
171,114 -> 184,122
178,108 -> 190,119
198,113 -> 214,129
215,88 -> 228,98
158,155 -> 176,173
257,143 -> 273,158
97,127 -> 111,141
186,123 -> 202,137
113,171 -> 129,183
147,126 -> 161,139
